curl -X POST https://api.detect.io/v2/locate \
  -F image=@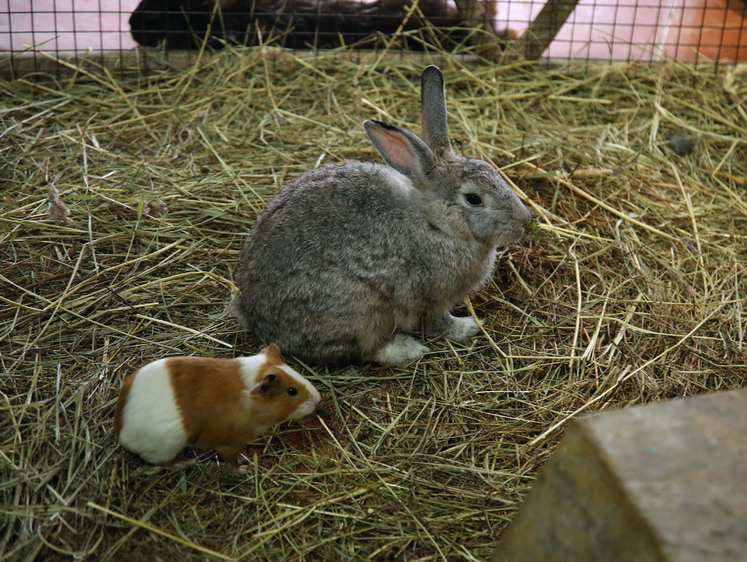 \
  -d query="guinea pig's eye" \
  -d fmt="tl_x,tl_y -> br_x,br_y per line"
287,387 -> 299,396
464,193 -> 483,207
